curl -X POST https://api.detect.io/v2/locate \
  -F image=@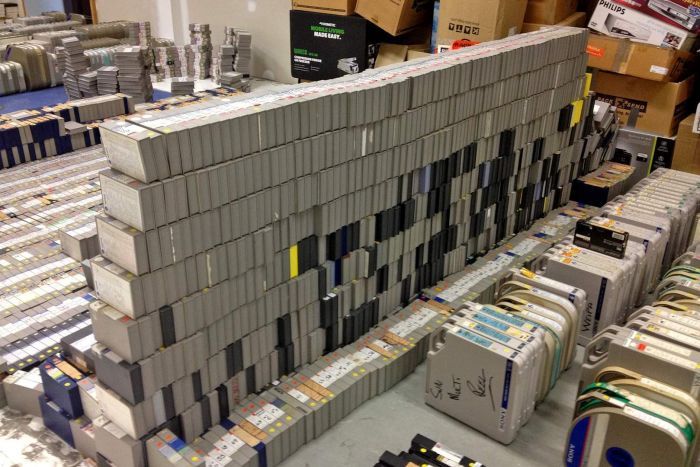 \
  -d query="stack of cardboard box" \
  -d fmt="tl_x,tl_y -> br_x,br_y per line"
289,0 -> 432,81
522,0 -> 587,32
433,0 -> 529,52
586,0 -> 698,173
